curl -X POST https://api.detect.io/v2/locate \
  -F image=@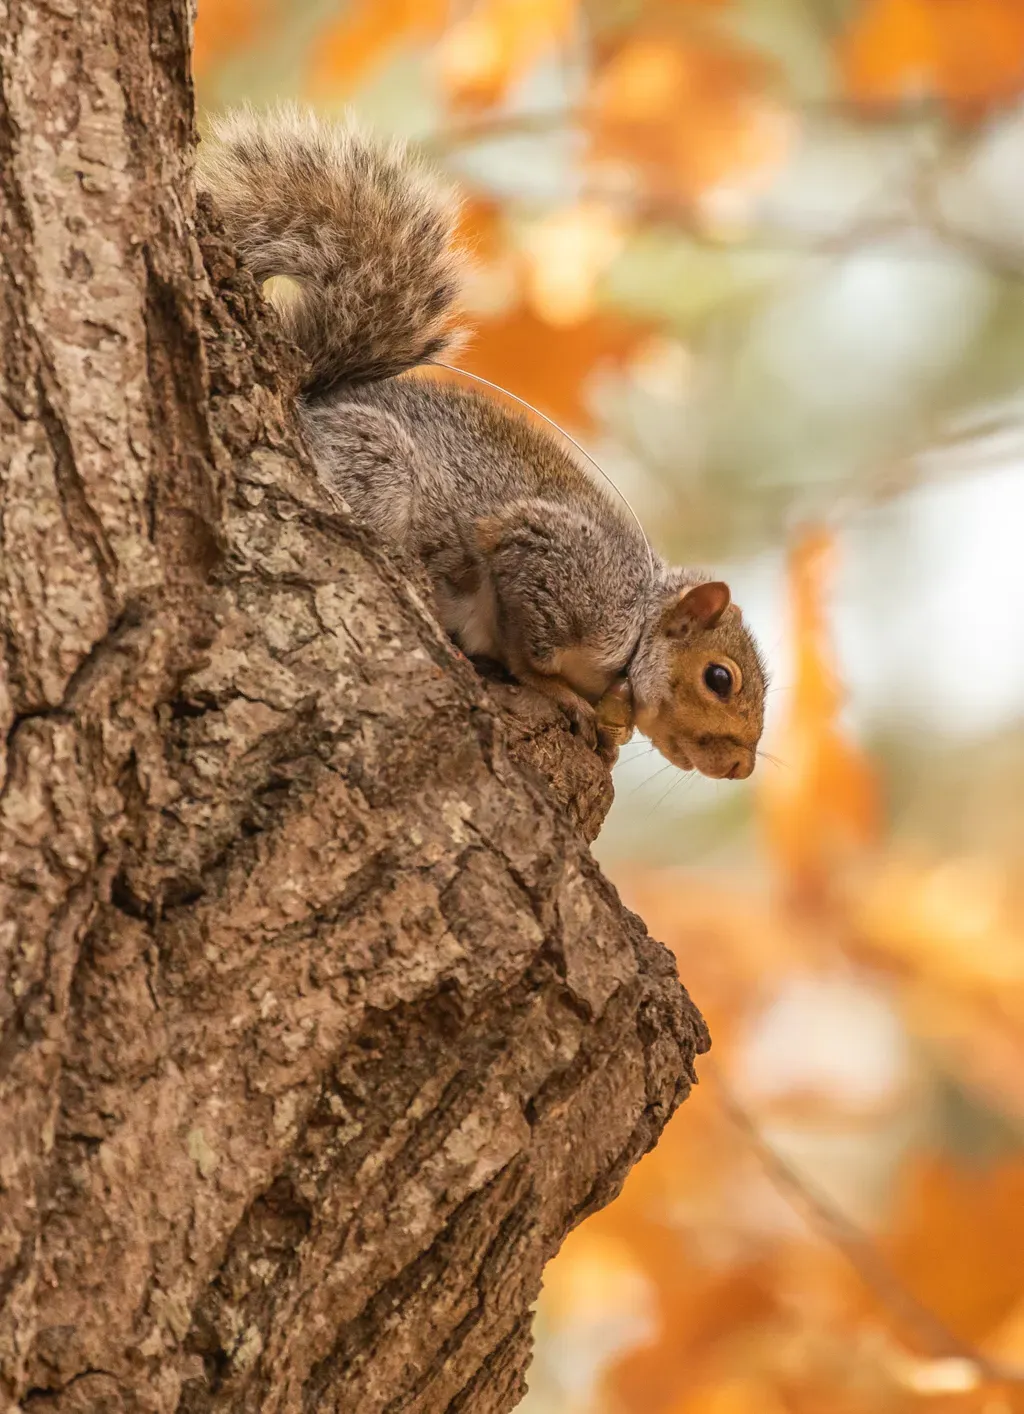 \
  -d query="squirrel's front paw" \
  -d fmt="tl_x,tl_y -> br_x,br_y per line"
595,678 -> 635,766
